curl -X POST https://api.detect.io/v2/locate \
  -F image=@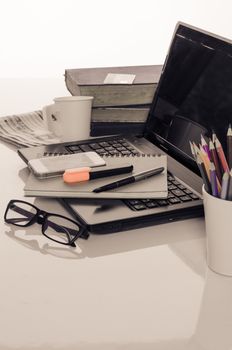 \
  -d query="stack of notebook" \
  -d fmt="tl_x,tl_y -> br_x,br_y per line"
24,153 -> 168,199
